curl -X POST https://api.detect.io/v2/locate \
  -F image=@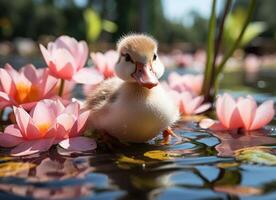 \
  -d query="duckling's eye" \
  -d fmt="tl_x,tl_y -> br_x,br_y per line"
125,54 -> 132,62
153,54 -> 157,61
